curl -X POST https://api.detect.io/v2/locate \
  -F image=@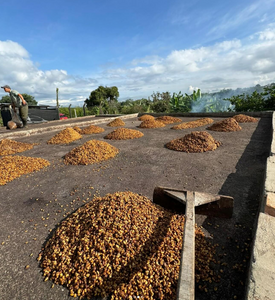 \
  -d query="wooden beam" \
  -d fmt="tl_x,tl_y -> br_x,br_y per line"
177,191 -> 195,300
153,187 -> 234,218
